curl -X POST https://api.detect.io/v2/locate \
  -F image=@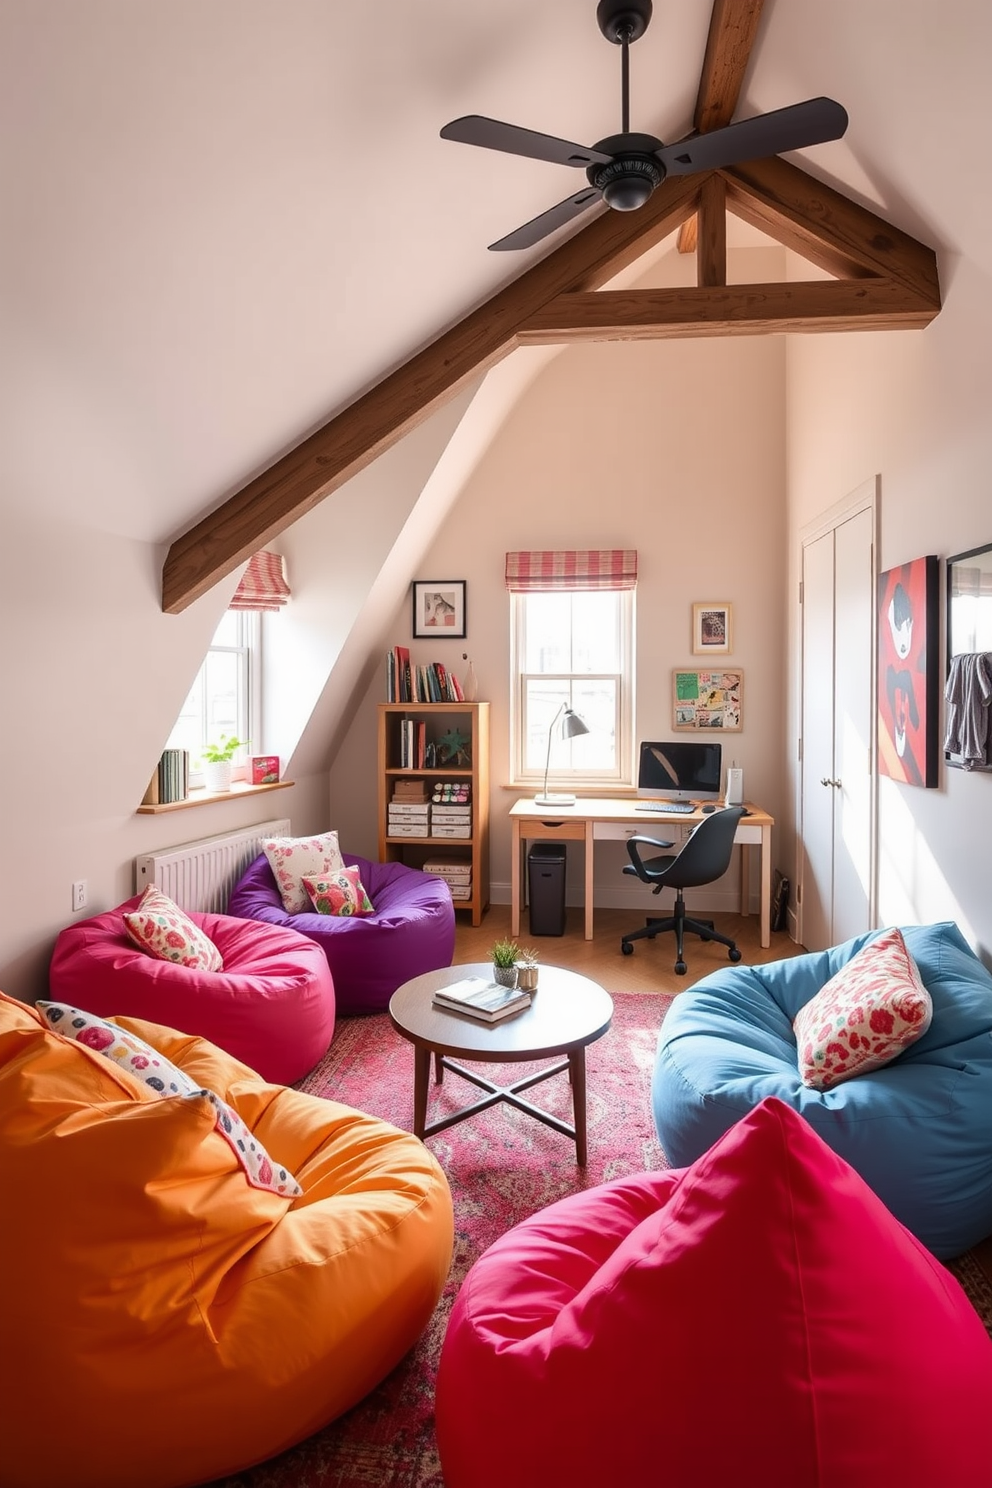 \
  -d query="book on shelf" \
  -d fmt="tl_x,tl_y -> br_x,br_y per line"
385,650 -> 468,704
432,977 -> 531,1022
142,748 -> 189,806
